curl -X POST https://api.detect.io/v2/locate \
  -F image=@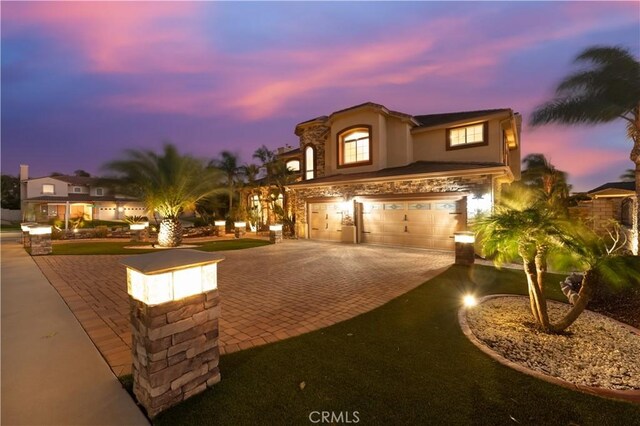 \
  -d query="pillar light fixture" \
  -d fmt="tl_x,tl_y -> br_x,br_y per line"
21,222 -> 37,232
28,226 -> 52,235
454,232 -> 476,244
129,223 -> 148,231
214,220 -> 226,226
122,250 -> 224,306
234,221 -> 246,228
269,224 -> 283,231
